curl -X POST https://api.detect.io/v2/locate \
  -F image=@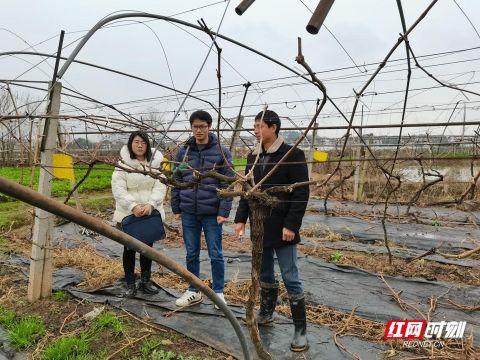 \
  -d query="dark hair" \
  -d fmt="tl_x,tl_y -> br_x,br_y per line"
189,110 -> 212,126
127,131 -> 152,161
255,110 -> 281,135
